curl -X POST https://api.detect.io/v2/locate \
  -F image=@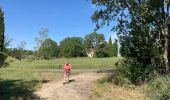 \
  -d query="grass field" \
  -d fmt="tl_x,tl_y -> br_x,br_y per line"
6,57 -> 121,69
0,57 -> 120,100
0,68 -> 66,100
